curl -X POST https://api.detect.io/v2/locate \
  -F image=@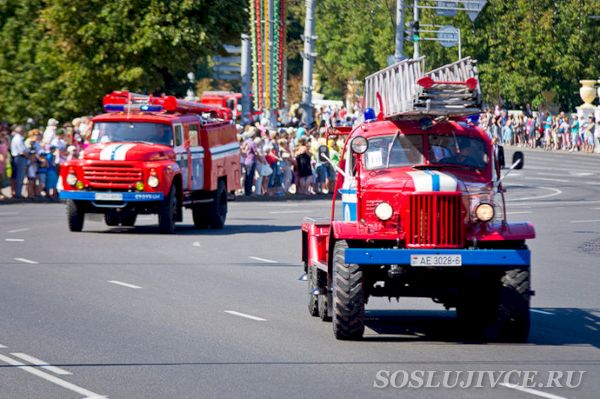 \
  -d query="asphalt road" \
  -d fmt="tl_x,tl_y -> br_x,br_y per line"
0,149 -> 599,399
